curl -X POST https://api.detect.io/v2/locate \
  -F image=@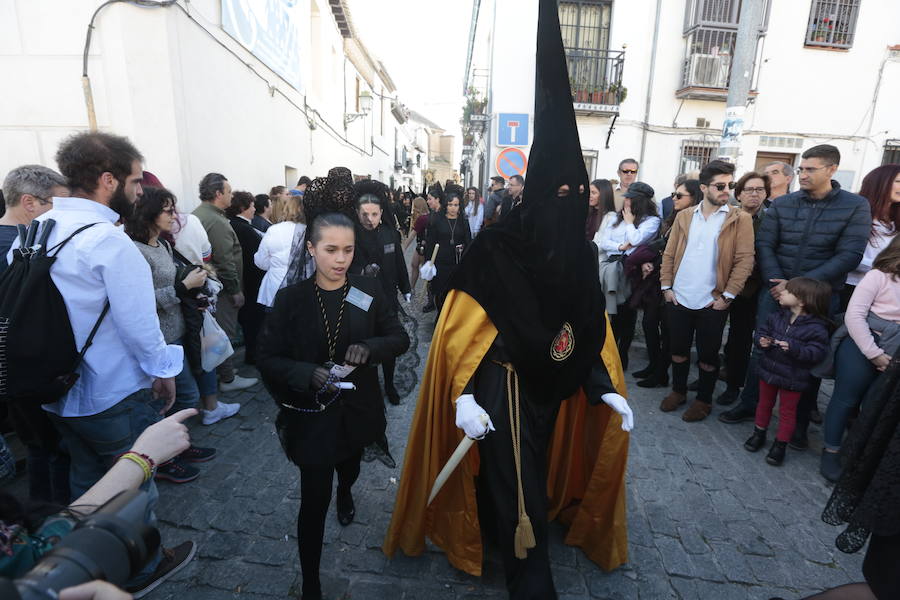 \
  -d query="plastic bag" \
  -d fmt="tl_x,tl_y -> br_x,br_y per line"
200,310 -> 234,372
